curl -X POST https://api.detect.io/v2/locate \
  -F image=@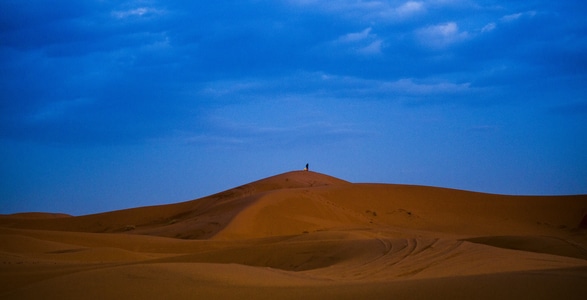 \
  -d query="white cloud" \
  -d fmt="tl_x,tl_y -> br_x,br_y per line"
434,22 -> 458,35
481,22 -> 496,33
396,1 -> 425,17
338,27 -> 373,43
416,22 -> 469,48
198,73 -> 474,108
316,73 -> 473,96
501,12 -> 522,22
286,0 -> 425,22
475,10 -> 537,34
358,40 -> 383,55
468,9 -> 539,37
382,78 -> 471,95
111,7 -> 165,19
334,27 -> 383,56
500,11 -> 537,22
